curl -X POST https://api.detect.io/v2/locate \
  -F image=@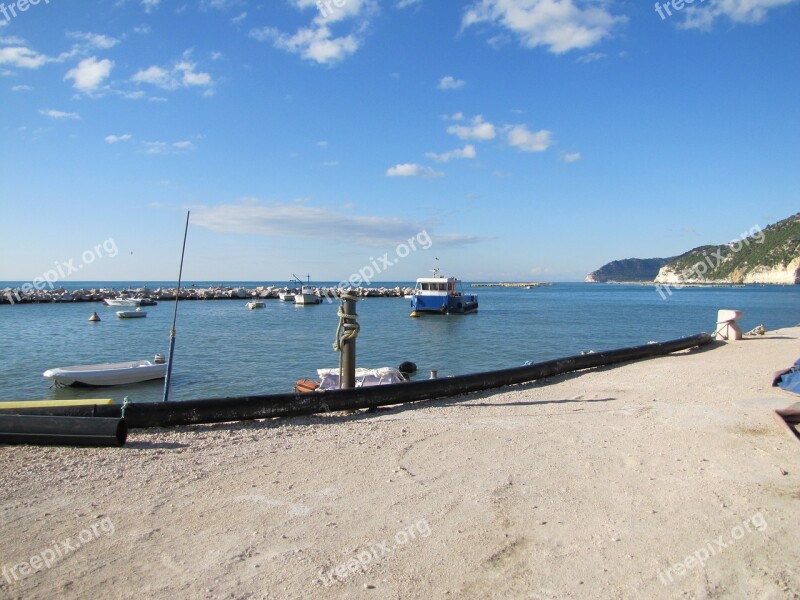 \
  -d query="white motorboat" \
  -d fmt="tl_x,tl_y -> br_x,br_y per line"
245,300 -> 265,309
117,308 -> 147,318
278,291 -> 295,302
104,298 -> 141,307
43,355 -> 167,386
294,285 -> 322,305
